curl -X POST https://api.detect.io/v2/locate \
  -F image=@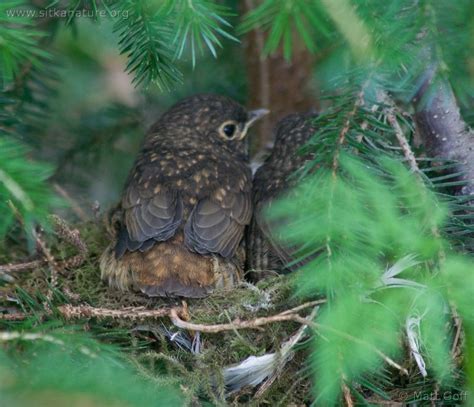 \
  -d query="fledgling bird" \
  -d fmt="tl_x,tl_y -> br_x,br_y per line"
100,94 -> 268,298
247,112 -> 317,279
